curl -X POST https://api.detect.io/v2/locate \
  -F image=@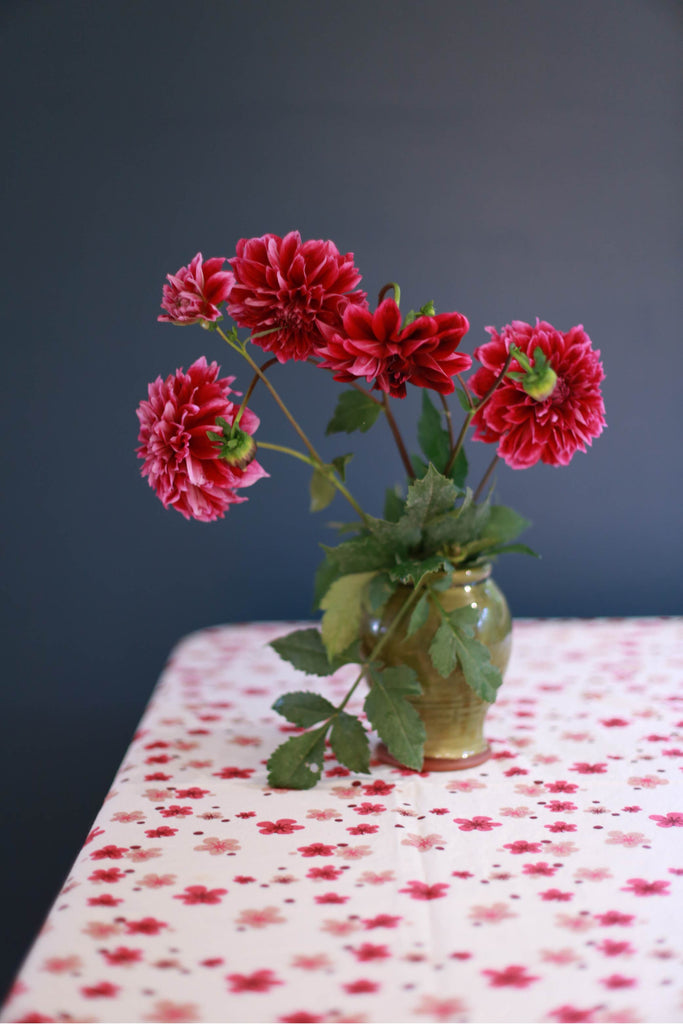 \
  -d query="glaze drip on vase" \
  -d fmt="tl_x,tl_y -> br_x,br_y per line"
362,564 -> 512,770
